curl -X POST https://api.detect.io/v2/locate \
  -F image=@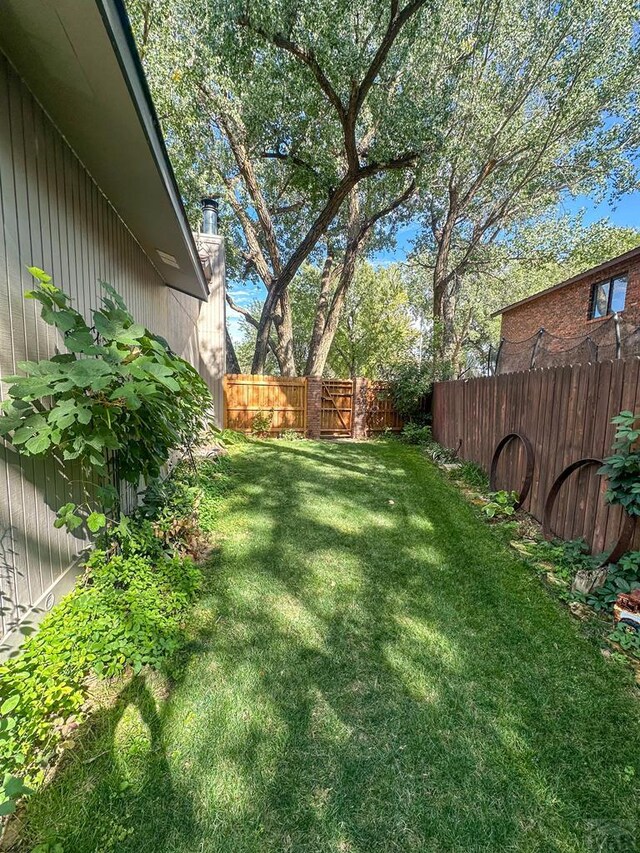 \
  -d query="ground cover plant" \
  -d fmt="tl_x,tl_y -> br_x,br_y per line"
0,456 -> 234,823
17,439 -> 640,852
